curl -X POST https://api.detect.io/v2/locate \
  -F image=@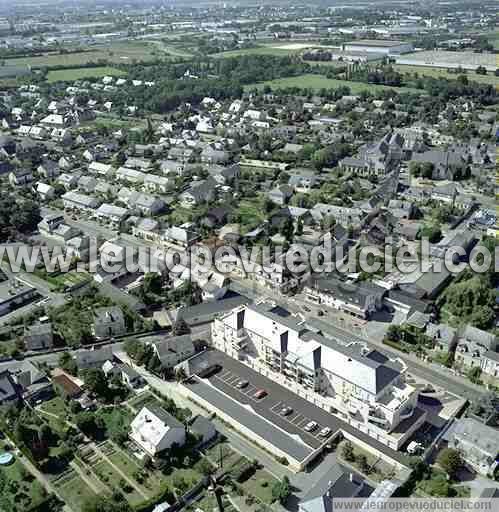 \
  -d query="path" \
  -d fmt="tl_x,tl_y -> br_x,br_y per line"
4,432 -> 76,512
70,459 -> 108,495
92,442 -> 150,500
